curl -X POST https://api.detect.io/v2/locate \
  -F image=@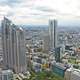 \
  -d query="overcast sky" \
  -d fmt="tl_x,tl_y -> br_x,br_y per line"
0,0 -> 80,26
